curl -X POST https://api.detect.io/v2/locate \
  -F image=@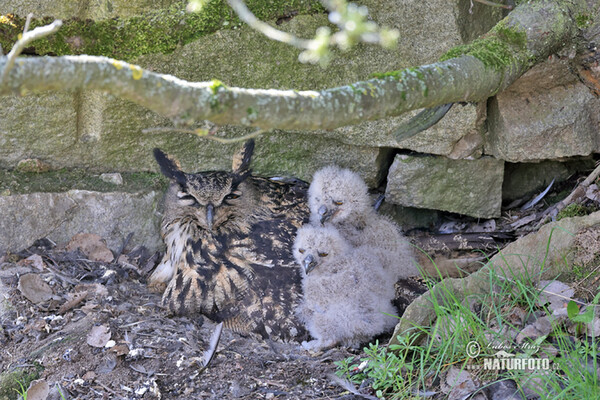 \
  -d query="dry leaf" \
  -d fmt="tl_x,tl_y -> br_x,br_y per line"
26,379 -> 49,400
441,366 -> 477,400
87,324 -> 111,348
58,290 -> 89,314
537,280 -> 574,312
19,254 -> 46,271
18,274 -> 53,304
66,233 -> 114,263
110,343 -> 130,356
